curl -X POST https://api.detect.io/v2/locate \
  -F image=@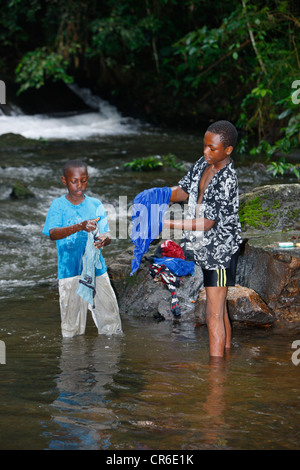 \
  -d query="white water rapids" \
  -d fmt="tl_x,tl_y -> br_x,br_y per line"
0,84 -> 140,140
